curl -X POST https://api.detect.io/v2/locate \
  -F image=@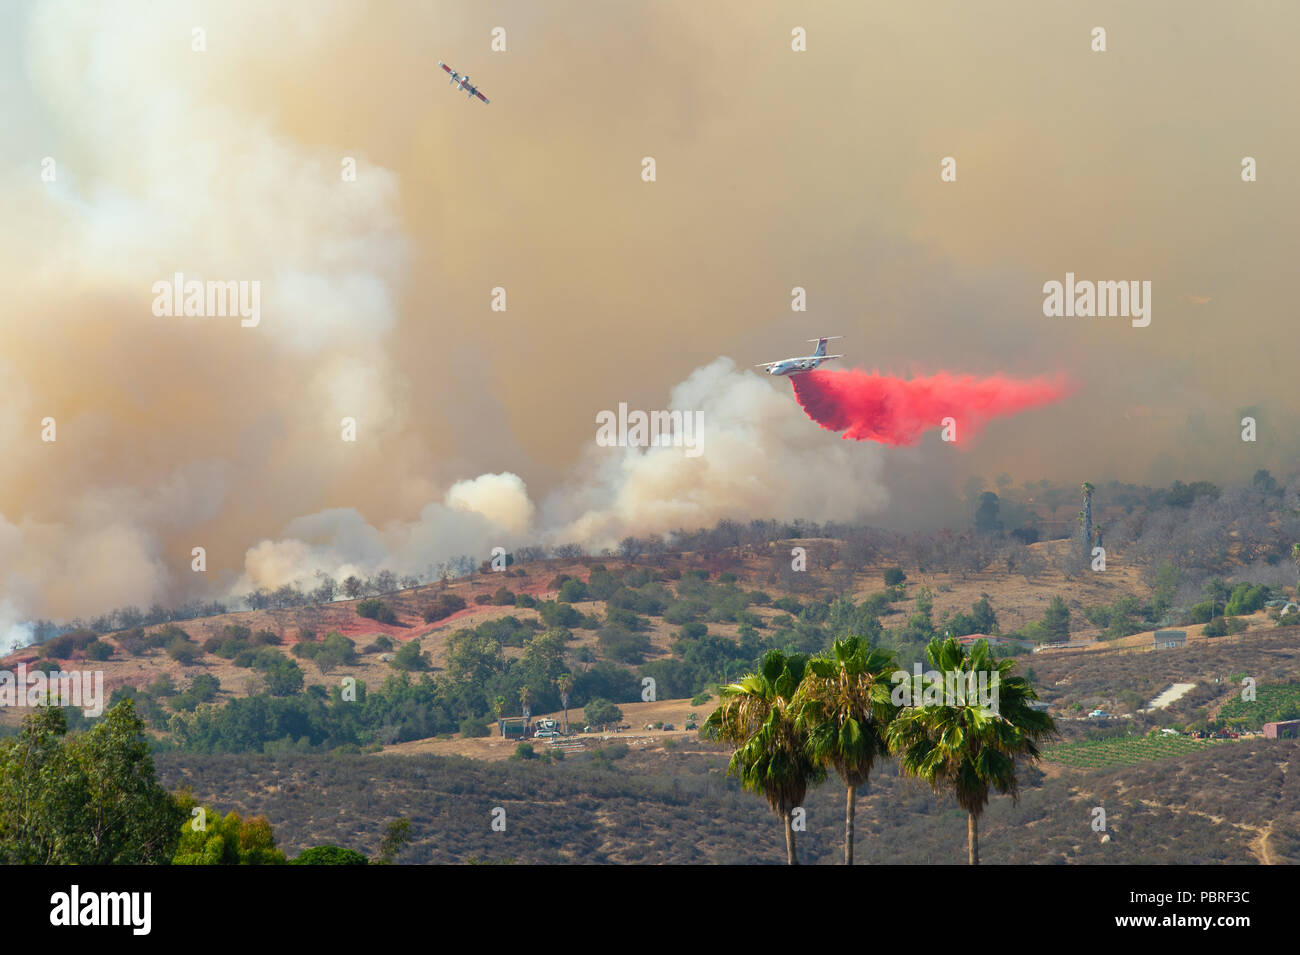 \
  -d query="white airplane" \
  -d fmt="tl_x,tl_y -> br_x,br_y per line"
755,337 -> 843,377
438,60 -> 490,104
